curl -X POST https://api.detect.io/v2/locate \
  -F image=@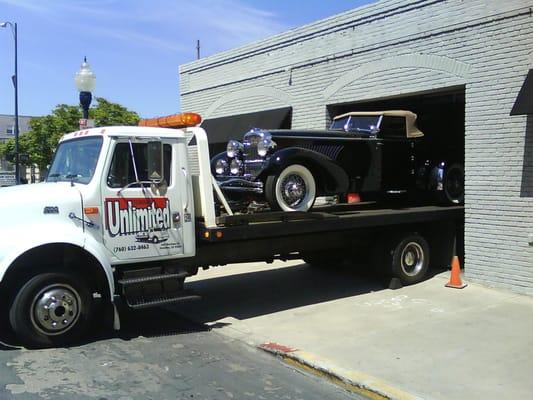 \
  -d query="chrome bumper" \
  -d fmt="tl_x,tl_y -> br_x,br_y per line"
217,178 -> 264,194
